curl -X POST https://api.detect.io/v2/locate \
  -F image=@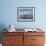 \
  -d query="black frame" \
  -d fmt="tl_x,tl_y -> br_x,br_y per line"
17,7 -> 35,22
